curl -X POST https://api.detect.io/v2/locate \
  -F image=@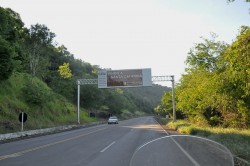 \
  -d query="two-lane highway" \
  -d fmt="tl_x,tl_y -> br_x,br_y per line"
0,116 -> 234,166
0,116 -> 167,166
